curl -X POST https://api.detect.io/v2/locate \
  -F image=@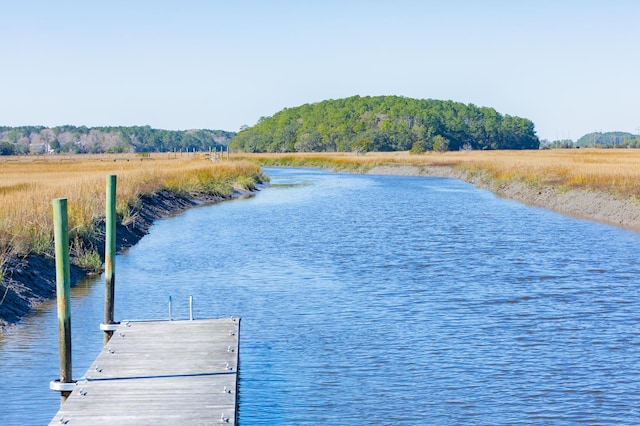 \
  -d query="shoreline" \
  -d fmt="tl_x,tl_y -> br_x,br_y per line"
367,164 -> 640,231
0,188 -> 256,333
3,163 -> 640,332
